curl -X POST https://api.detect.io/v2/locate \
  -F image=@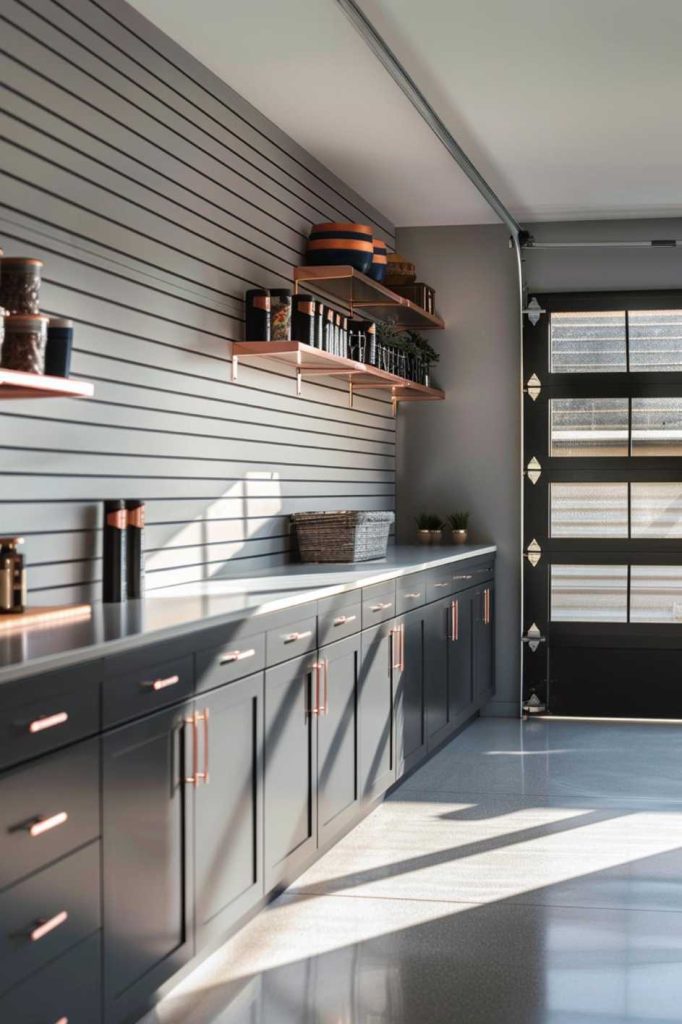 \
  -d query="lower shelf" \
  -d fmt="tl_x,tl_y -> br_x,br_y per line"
0,368 -> 94,400
231,342 -> 445,408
